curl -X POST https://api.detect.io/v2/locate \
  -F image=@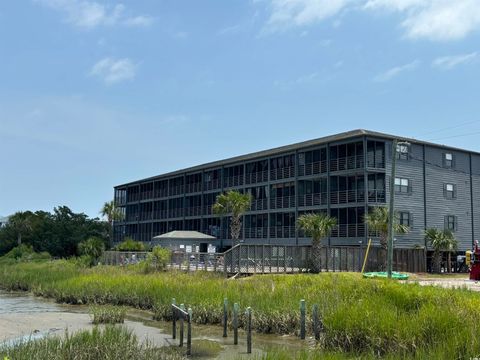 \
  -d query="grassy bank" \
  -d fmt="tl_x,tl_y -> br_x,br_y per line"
1,260 -> 479,358
0,326 -> 183,360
